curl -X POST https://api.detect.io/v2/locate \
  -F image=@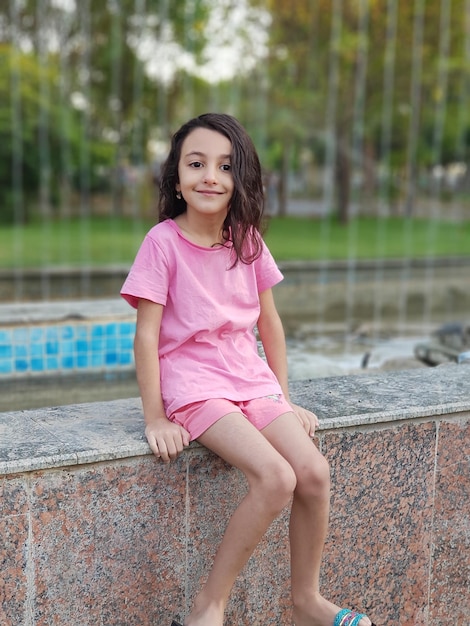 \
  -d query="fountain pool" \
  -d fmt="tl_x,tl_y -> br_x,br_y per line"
0,298 -> 431,412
